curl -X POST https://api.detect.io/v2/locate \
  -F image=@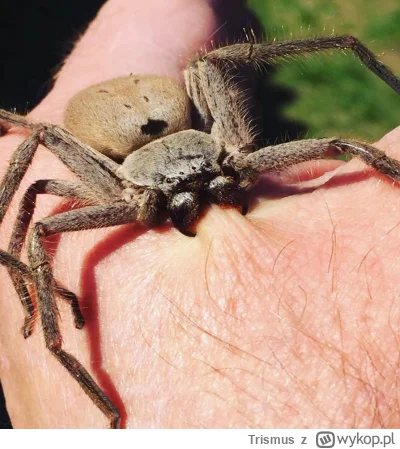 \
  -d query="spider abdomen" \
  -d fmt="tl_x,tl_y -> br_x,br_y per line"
64,75 -> 191,161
